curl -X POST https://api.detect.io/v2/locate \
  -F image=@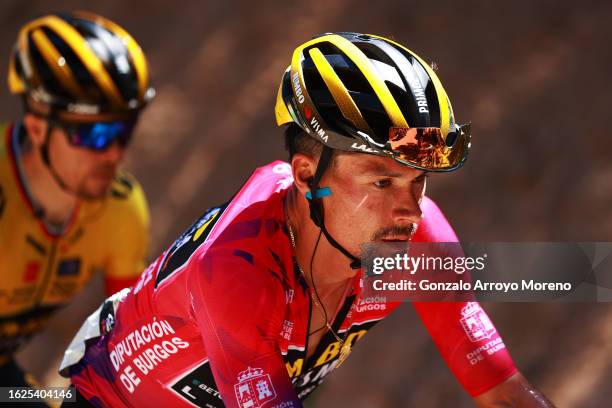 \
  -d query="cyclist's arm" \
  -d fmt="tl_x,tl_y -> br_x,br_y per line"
412,198 -> 518,395
413,301 -> 518,396
190,248 -> 302,408
474,372 -> 556,407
